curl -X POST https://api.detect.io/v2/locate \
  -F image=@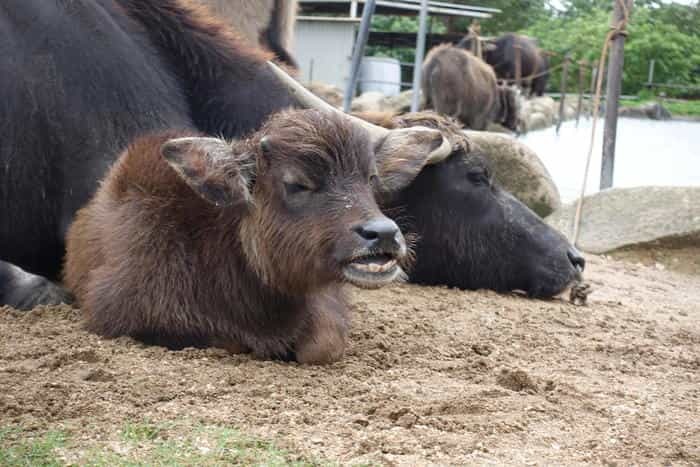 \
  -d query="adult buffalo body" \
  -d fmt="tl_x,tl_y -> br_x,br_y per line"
421,45 -> 519,131
0,0 -> 452,313
459,33 -> 549,97
358,111 -> 585,298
